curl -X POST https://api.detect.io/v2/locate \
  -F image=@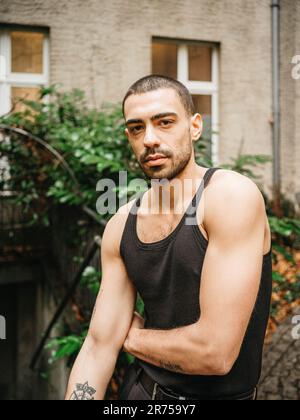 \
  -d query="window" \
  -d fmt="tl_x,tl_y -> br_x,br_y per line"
0,27 -> 49,116
152,39 -> 219,165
